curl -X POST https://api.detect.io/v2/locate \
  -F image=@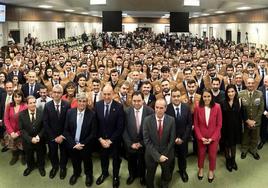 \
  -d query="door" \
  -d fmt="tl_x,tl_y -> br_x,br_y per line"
9,30 -> 20,44
237,31 -> 241,44
57,28 -> 65,39
226,30 -> 232,42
